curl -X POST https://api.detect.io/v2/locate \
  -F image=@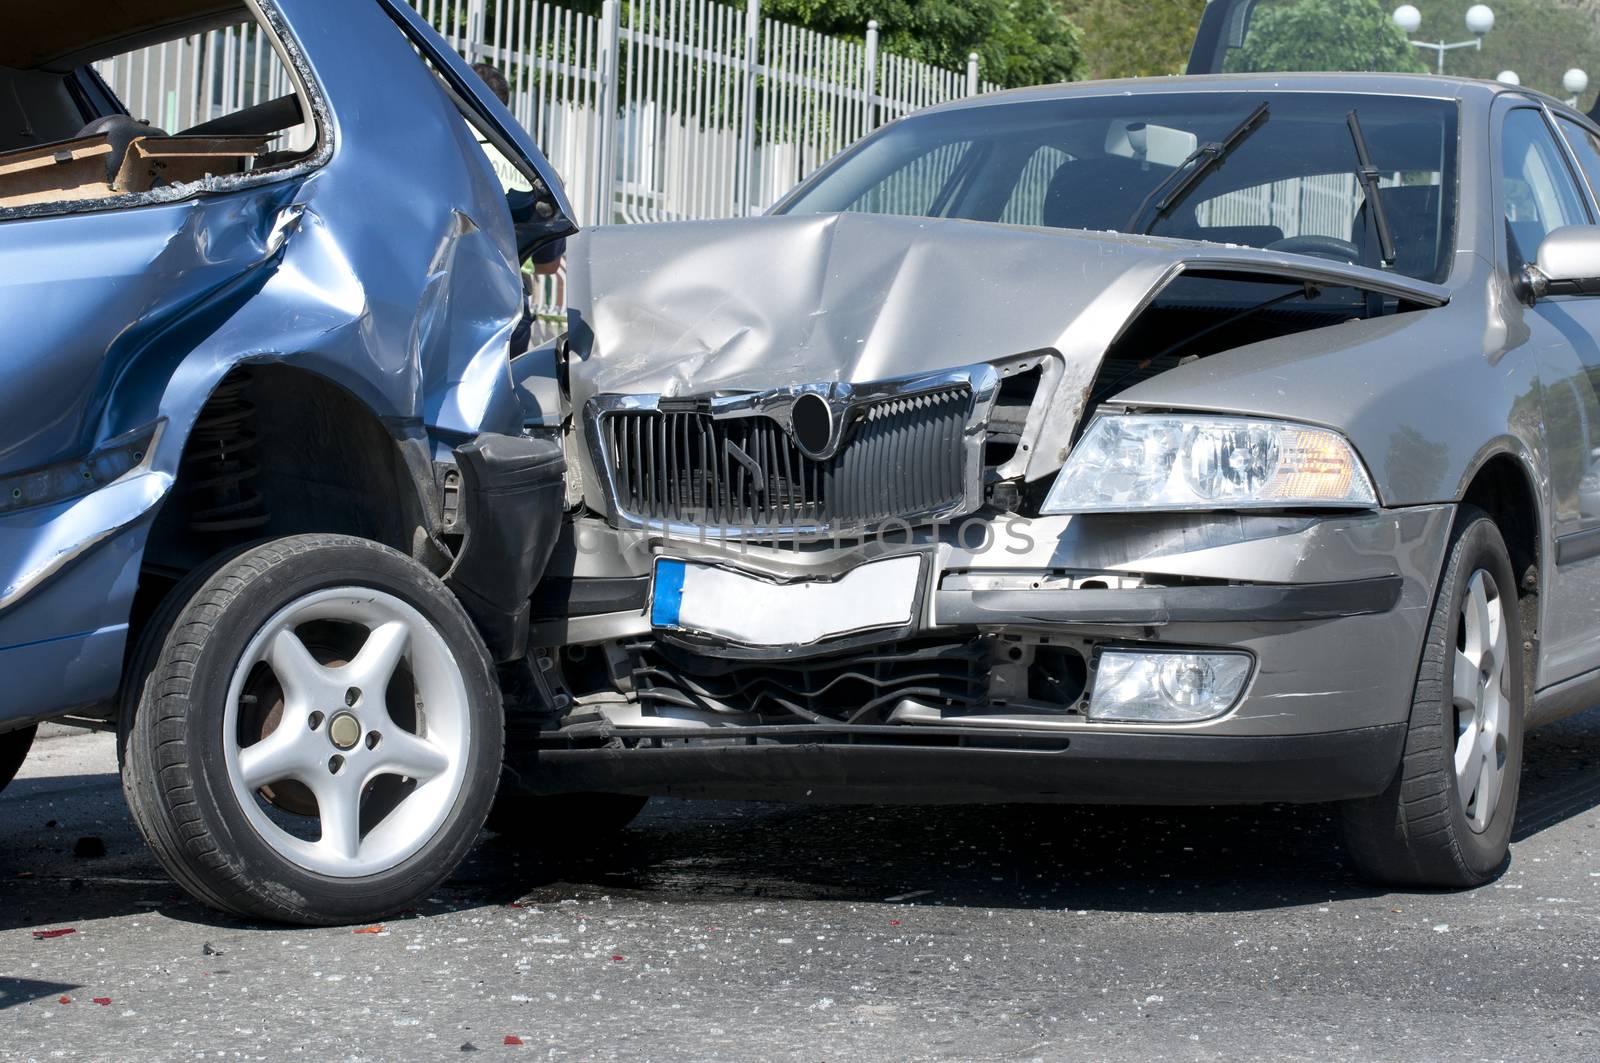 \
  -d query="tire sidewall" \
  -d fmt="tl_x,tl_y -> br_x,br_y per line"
154,538 -> 502,923
1436,516 -> 1525,877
